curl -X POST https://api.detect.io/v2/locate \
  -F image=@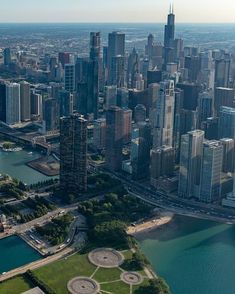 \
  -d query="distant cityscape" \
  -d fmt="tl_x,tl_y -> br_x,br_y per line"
2,5 -> 235,294
1,6 -> 235,207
